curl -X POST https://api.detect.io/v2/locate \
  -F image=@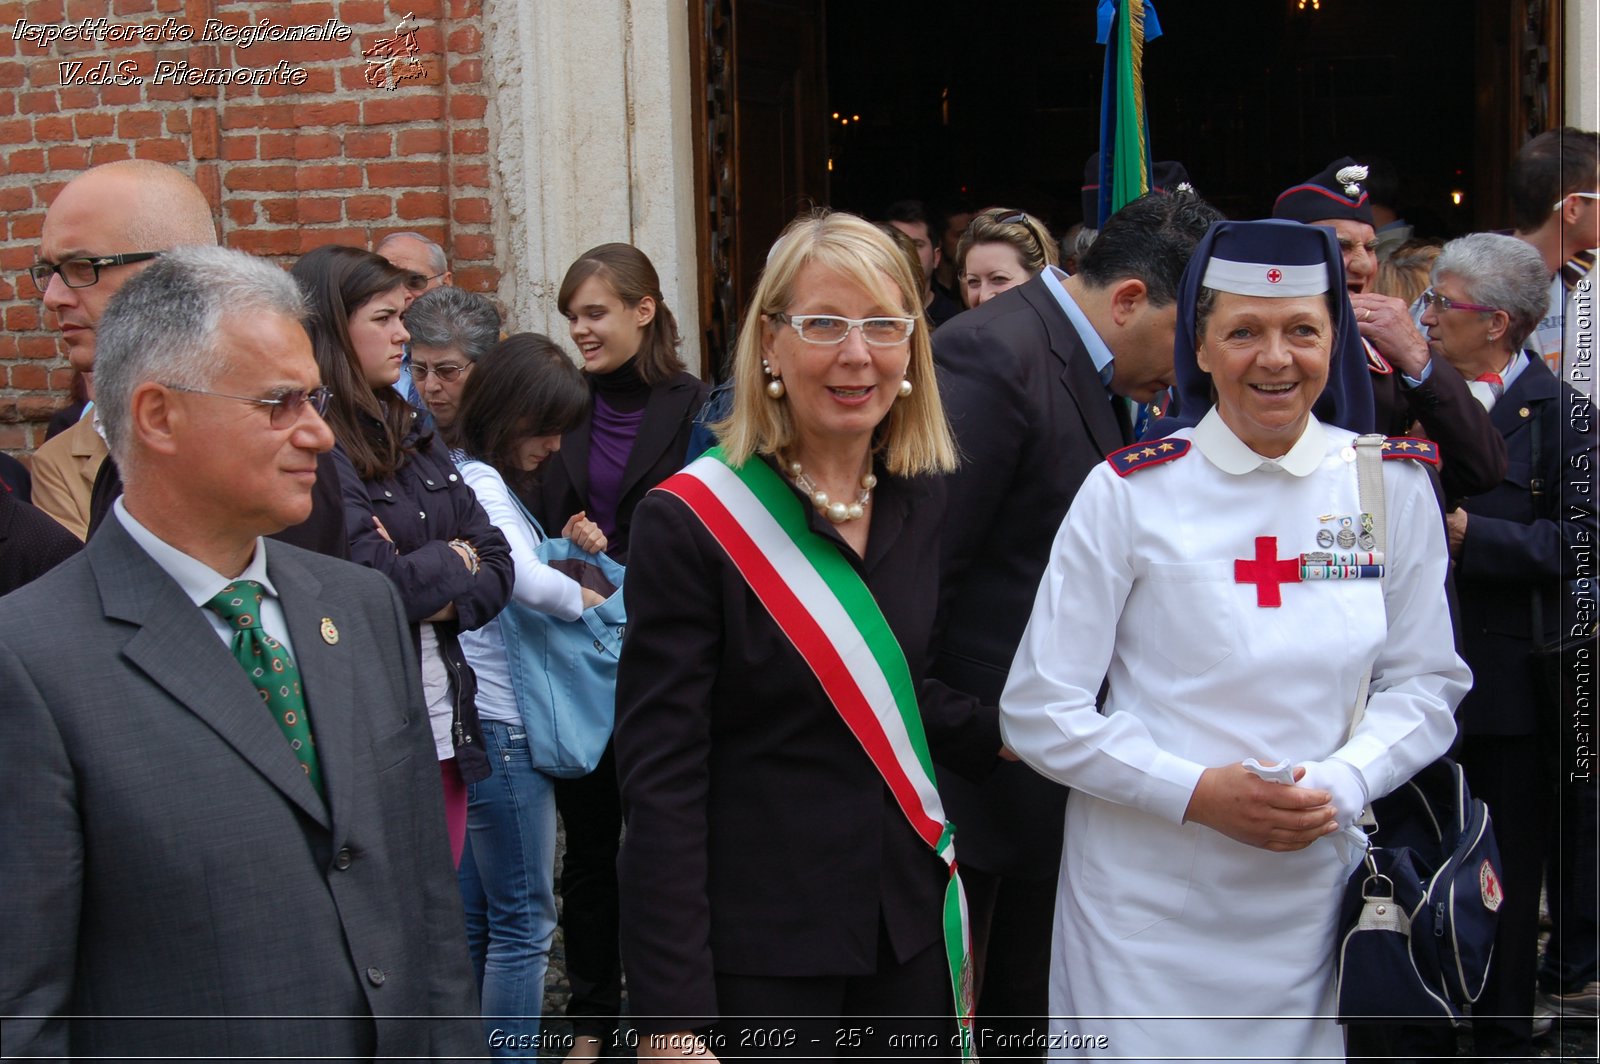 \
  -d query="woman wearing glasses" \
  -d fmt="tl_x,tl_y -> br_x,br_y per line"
291,245 -> 513,868
1419,232 -> 1598,1059
954,207 -> 1058,308
615,212 -> 998,1058
401,286 -> 503,441
535,242 -> 708,1061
